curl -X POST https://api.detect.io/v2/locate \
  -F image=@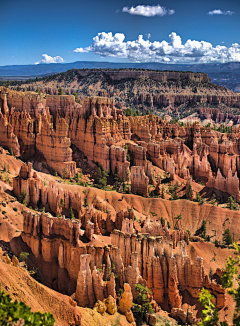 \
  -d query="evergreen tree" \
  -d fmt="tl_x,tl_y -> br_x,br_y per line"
62,168 -> 67,179
169,183 -> 179,200
69,206 -> 75,219
160,217 -> 165,226
124,108 -> 133,116
198,288 -> 221,326
161,186 -> 165,199
73,172 -> 79,183
187,184 -> 193,200
196,192 -> 202,203
0,287 -> 55,325
18,190 -> 27,206
96,167 -> 108,189
131,284 -> 154,325
228,196 -> 237,210
197,218 -> 207,239
174,213 -> 182,230
223,228 -> 233,246
58,87 -> 63,95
